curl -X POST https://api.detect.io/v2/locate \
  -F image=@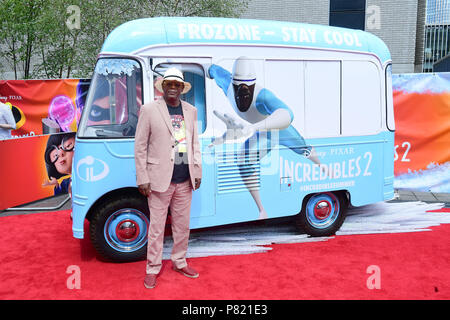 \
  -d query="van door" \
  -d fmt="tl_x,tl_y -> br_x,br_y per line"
150,58 -> 214,221
209,57 -> 271,224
